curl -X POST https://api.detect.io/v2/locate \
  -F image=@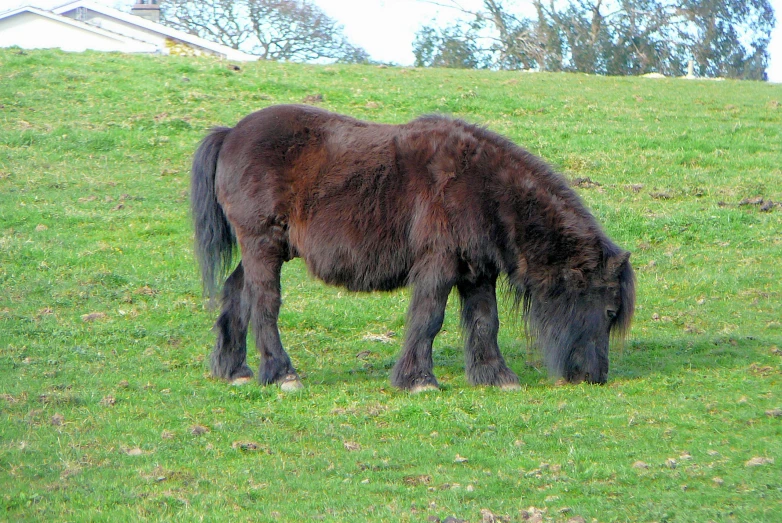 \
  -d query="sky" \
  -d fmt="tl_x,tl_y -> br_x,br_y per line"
3,0 -> 782,82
